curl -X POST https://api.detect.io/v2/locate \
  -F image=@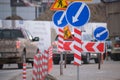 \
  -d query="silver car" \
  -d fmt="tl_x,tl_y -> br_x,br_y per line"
81,33 -> 100,64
